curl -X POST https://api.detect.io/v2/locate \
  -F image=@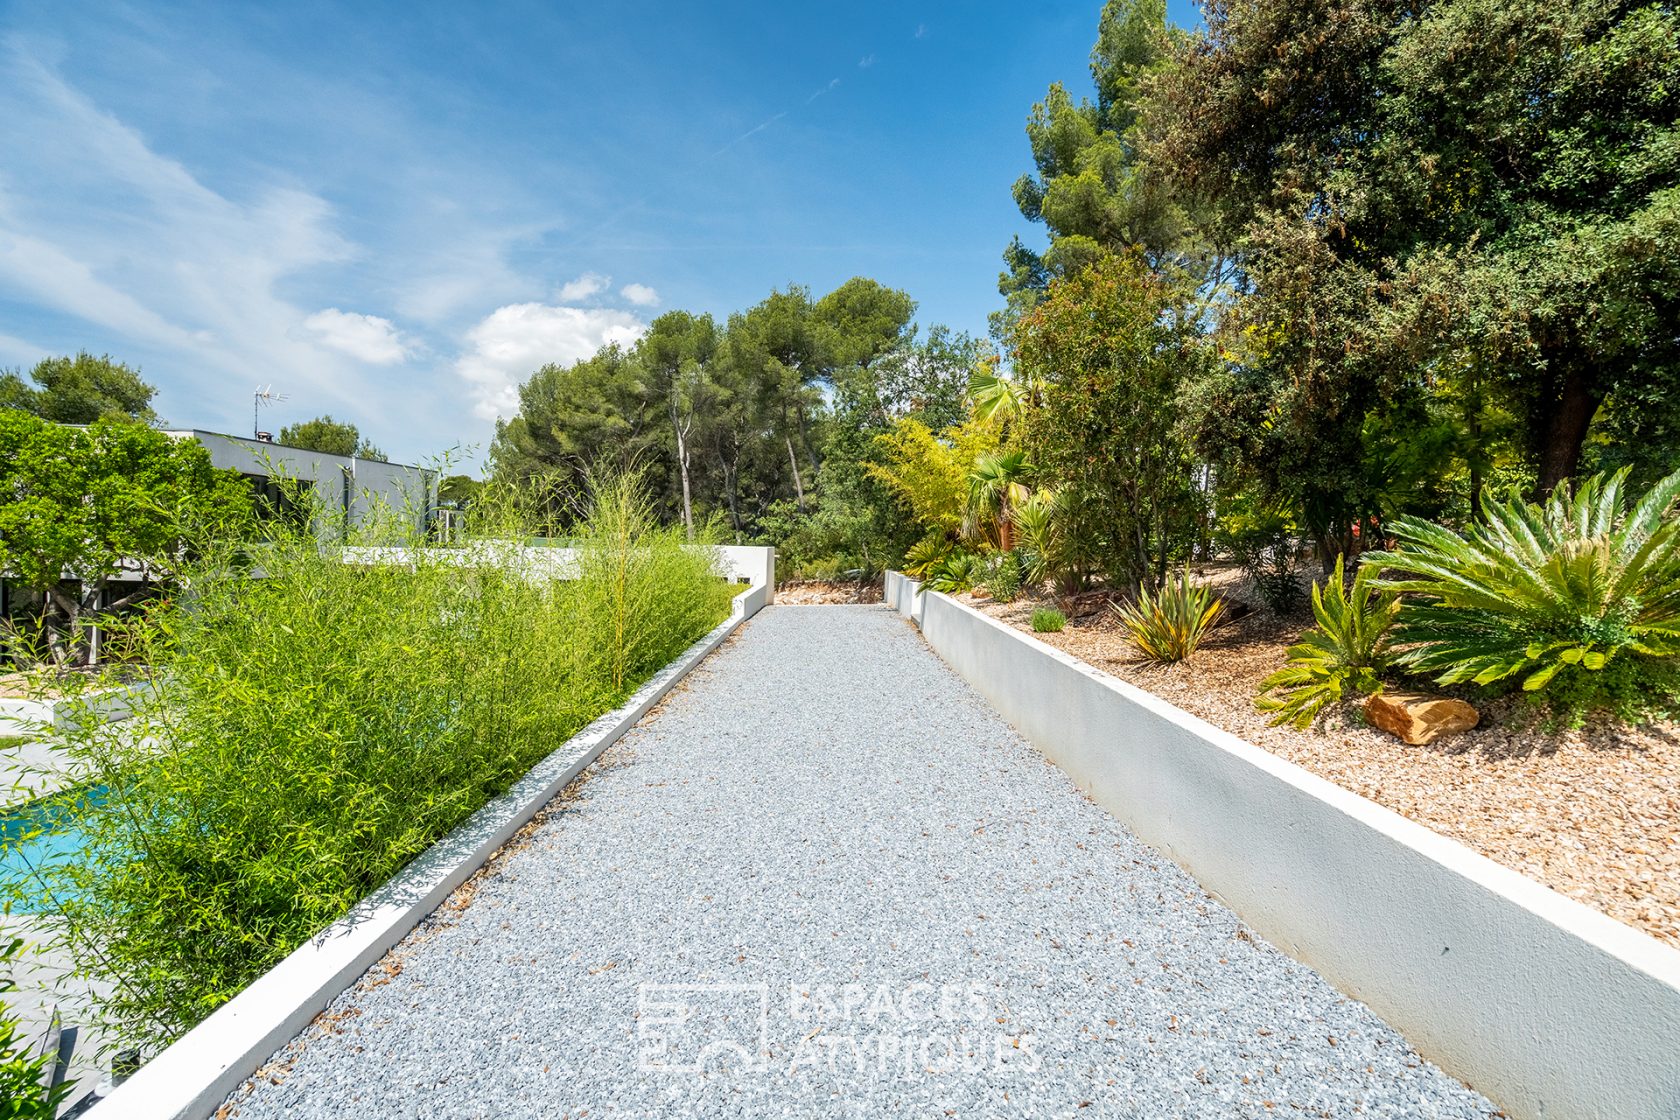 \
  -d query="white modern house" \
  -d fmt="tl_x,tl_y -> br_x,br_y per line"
171,429 -> 437,536
0,430 -> 438,645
